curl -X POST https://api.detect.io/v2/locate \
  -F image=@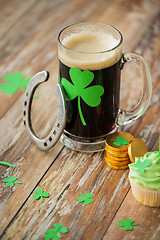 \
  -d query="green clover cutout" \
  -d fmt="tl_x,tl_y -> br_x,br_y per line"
2,176 -> 22,187
43,223 -> 68,240
134,159 -> 151,173
111,136 -> 129,146
0,72 -> 32,95
33,189 -> 49,203
118,218 -> 140,231
0,161 -> 13,168
77,192 -> 93,205
61,68 -> 104,126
